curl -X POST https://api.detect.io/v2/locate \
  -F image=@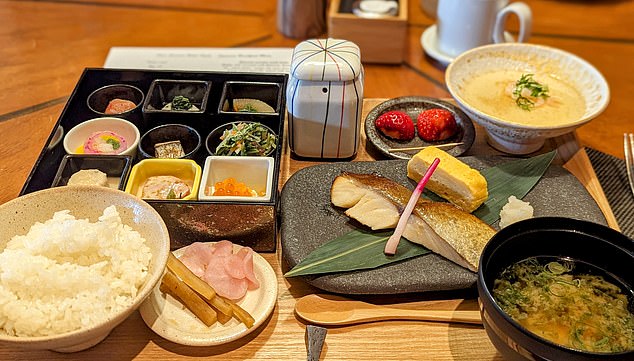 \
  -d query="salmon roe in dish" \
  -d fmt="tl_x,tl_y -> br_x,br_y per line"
208,177 -> 257,197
